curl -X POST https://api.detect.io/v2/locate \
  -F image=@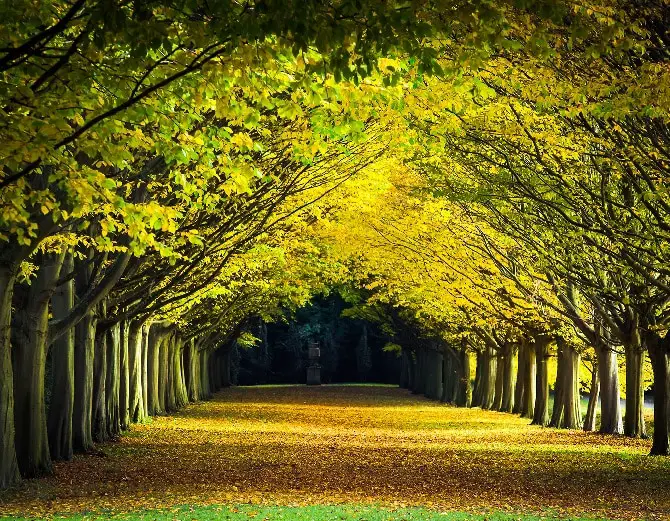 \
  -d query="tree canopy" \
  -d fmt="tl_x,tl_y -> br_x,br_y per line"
1,0 -> 670,491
